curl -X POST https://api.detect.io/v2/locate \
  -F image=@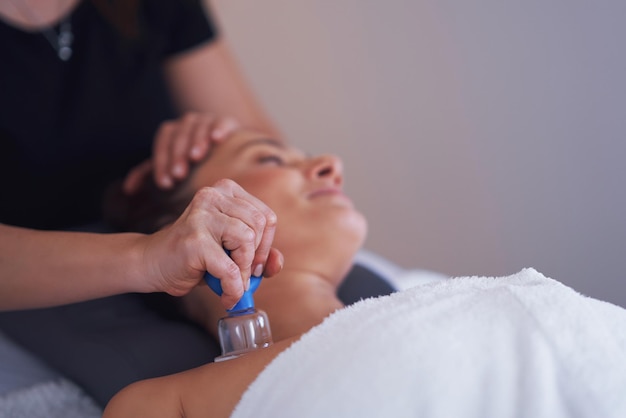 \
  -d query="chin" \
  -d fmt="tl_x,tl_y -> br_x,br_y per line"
347,210 -> 368,243
333,205 -> 368,244
279,211 -> 367,285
